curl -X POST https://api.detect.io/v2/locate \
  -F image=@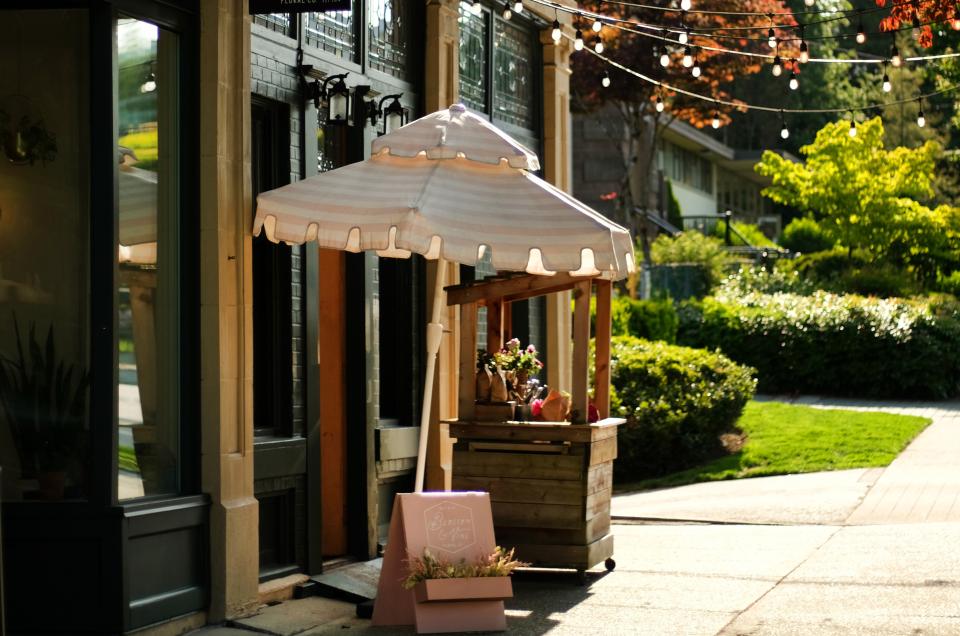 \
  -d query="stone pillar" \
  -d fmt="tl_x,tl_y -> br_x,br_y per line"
424,0 -> 461,491
541,20 -> 575,393
425,0 -> 460,112
199,0 -> 259,622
